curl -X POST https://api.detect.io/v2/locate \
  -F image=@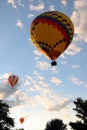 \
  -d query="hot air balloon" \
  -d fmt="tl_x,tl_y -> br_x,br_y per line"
8,74 -> 18,88
30,11 -> 74,66
20,117 -> 24,124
